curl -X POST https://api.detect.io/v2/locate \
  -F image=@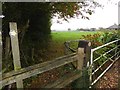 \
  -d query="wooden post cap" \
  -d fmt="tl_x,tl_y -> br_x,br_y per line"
78,40 -> 90,48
